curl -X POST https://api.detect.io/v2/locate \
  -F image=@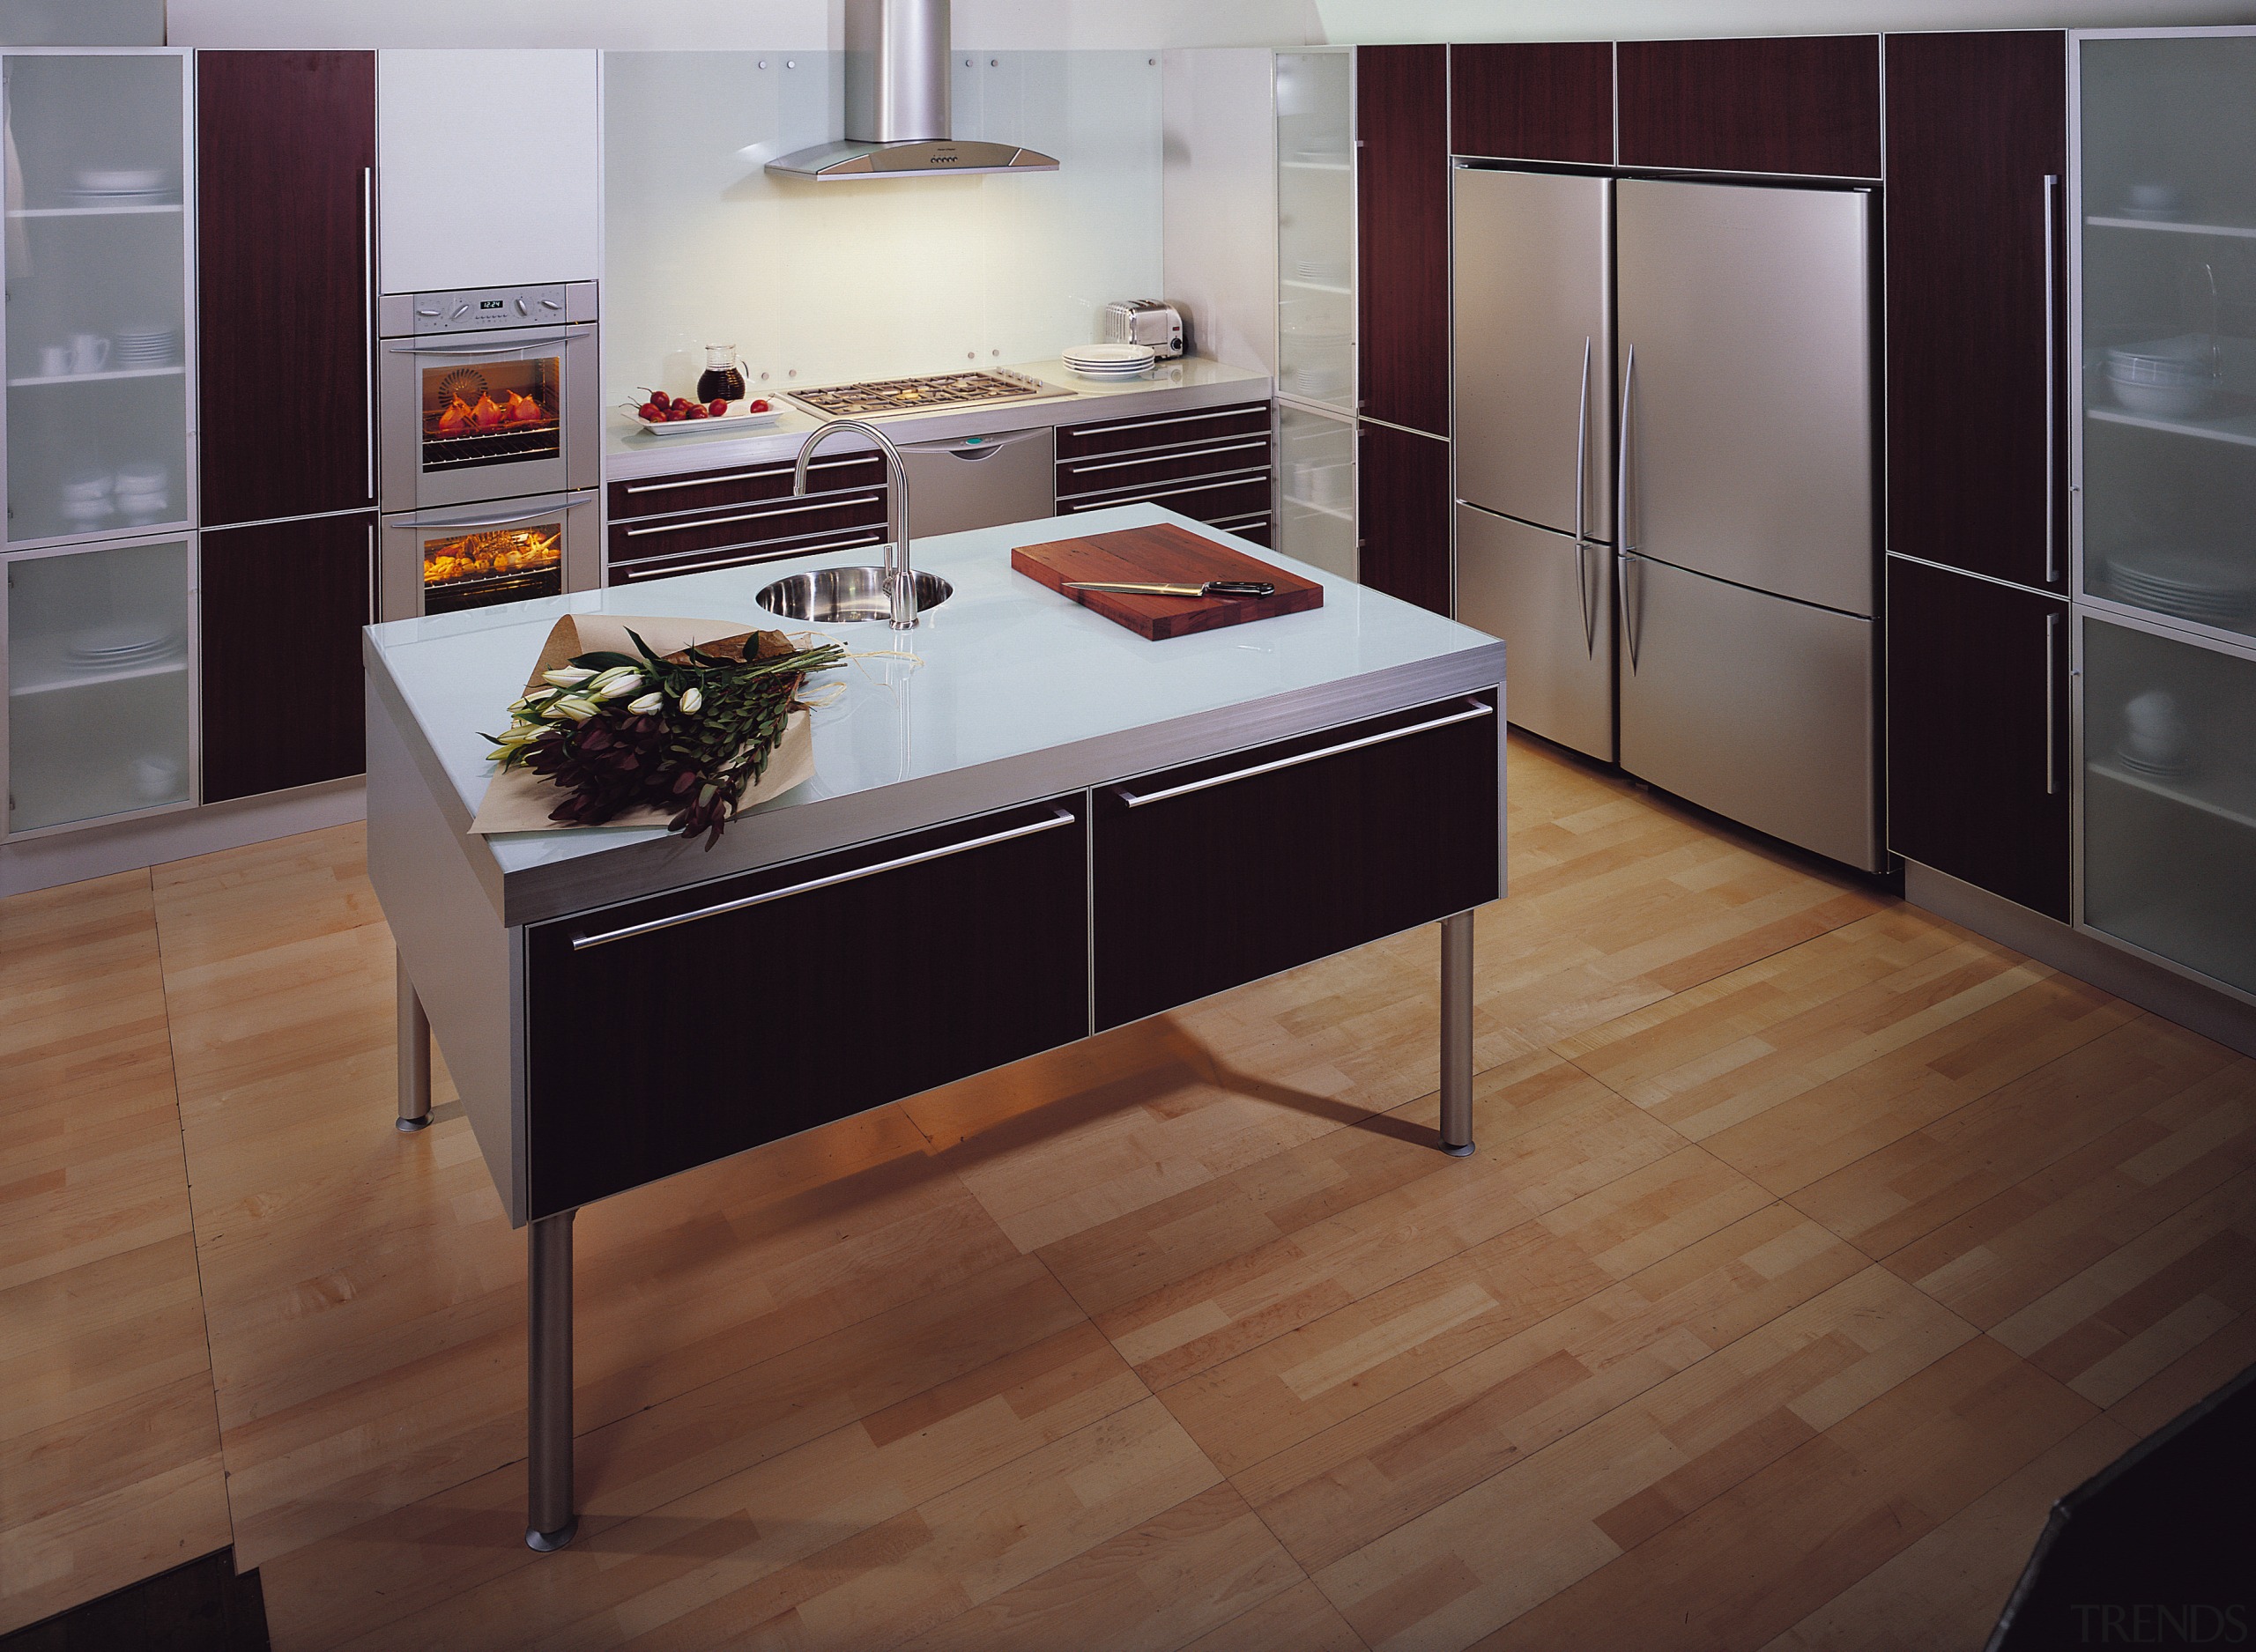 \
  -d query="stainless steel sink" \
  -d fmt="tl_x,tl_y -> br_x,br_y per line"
756,566 -> 954,625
